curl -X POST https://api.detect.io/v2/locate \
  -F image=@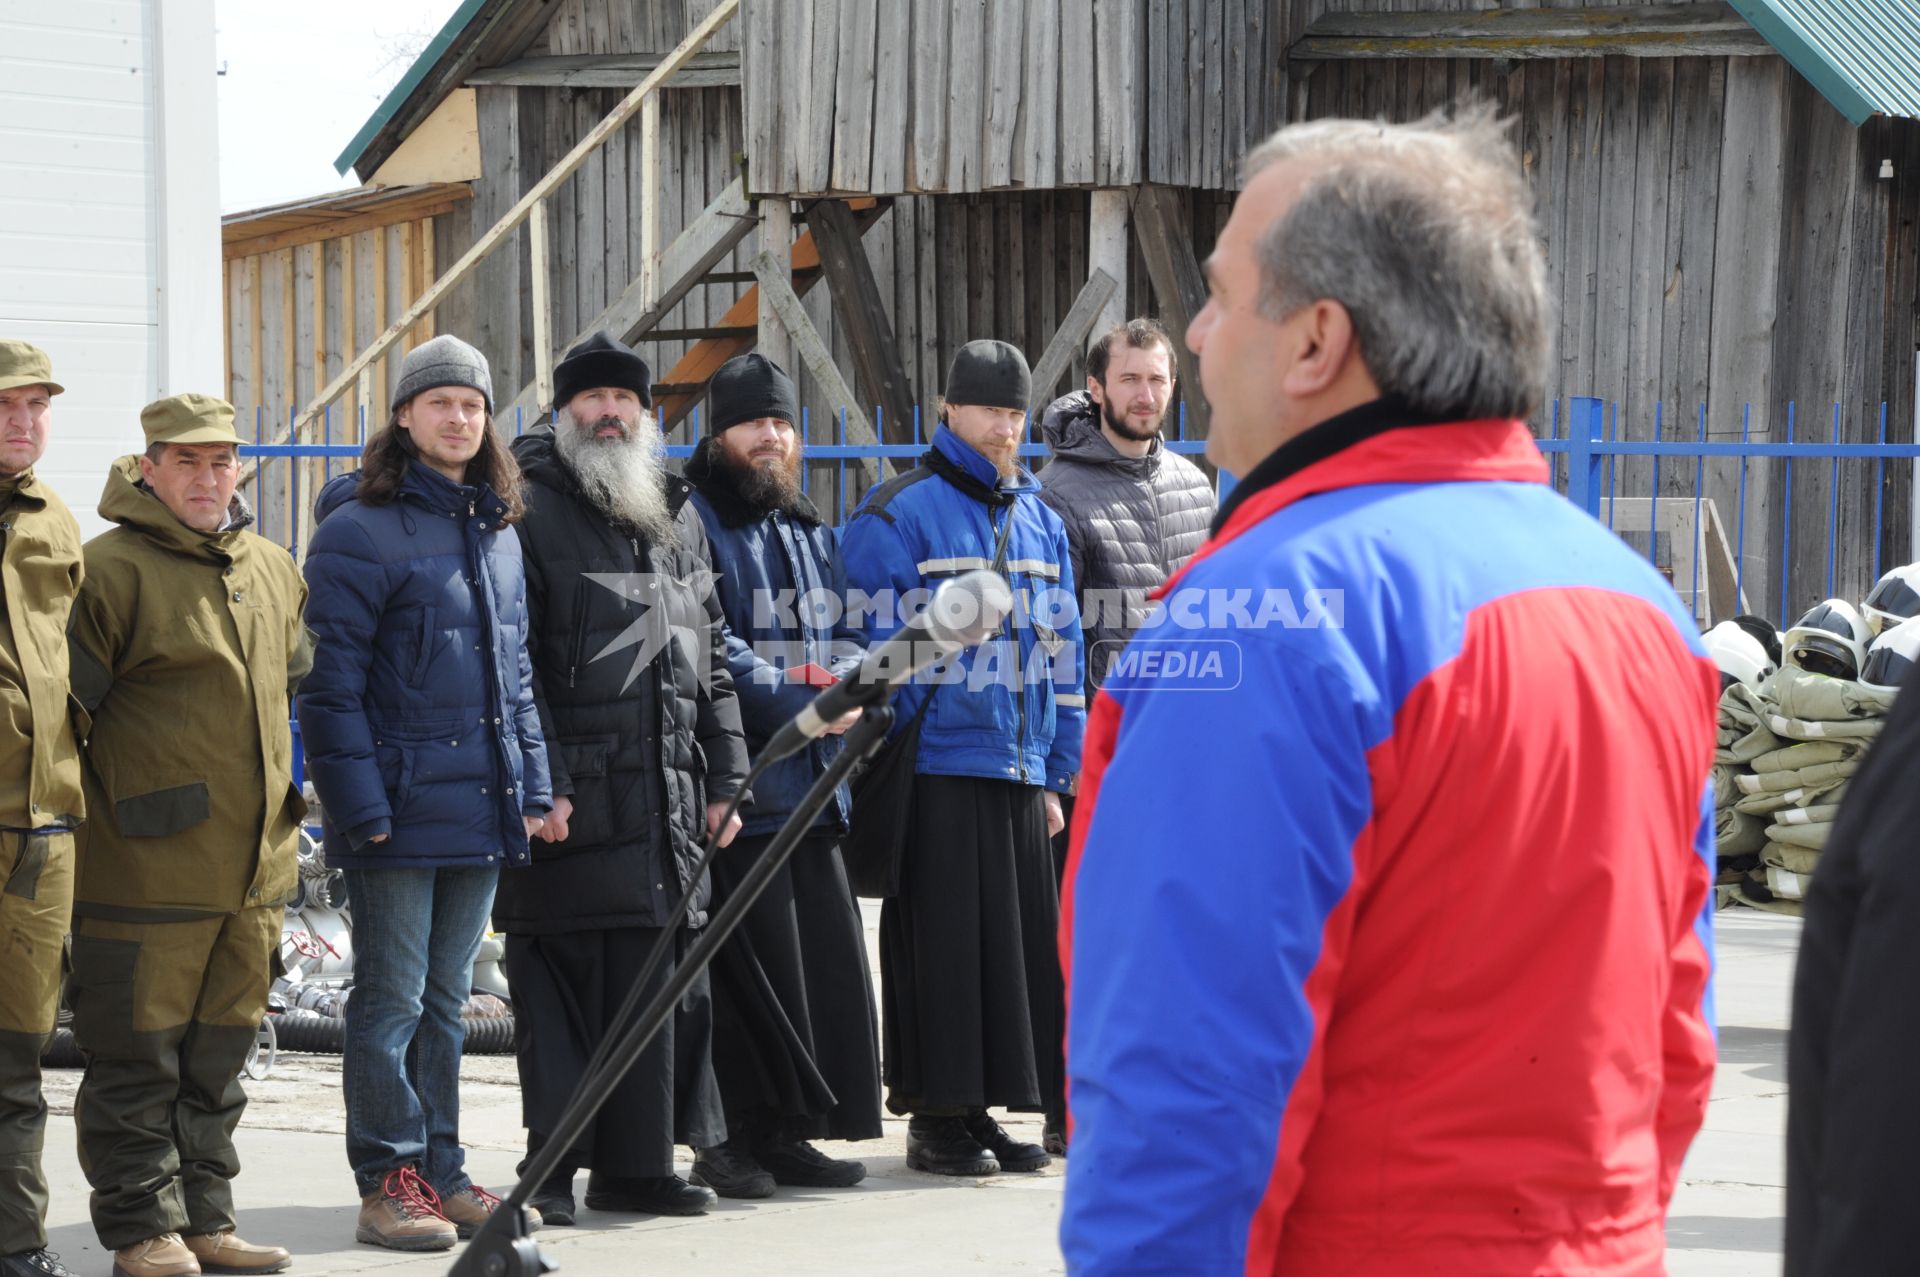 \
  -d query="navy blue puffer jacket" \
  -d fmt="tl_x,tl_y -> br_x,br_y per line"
297,461 -> 552,870
685,438 -> 865,836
